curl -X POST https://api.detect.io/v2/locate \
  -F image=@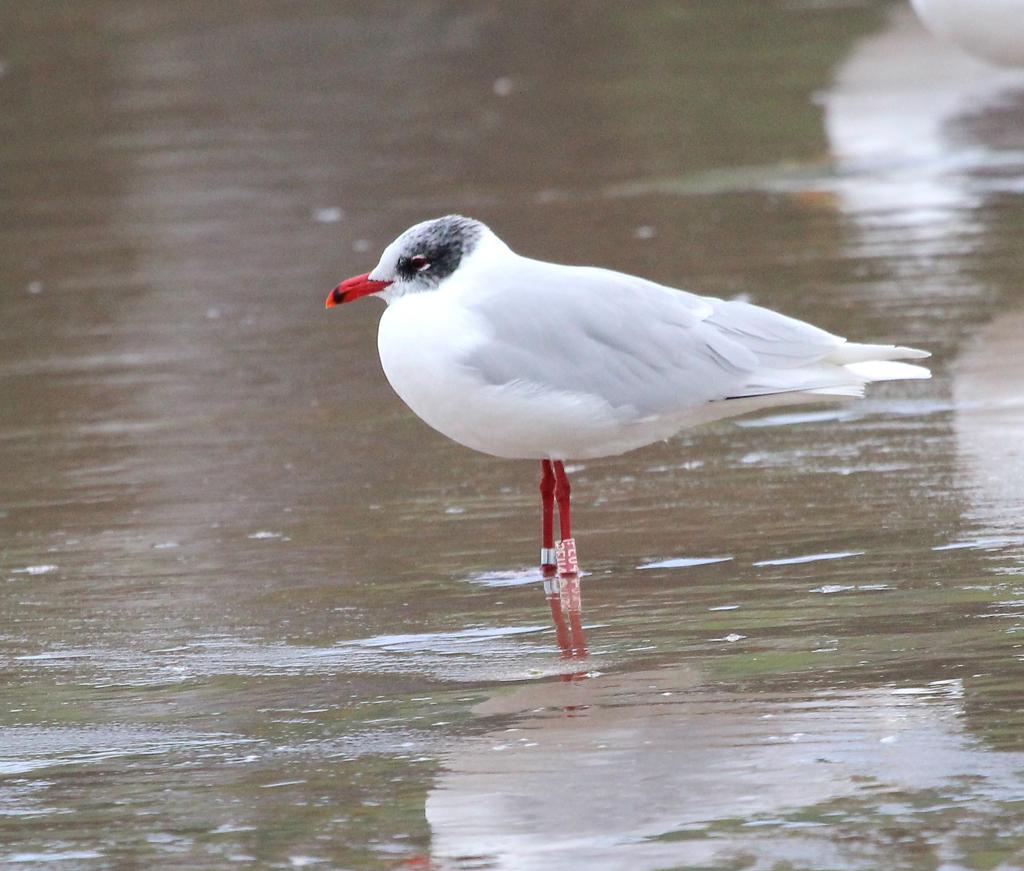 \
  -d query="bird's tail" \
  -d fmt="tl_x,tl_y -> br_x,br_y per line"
729,343 -> 931,400
823,342 -> 931,395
